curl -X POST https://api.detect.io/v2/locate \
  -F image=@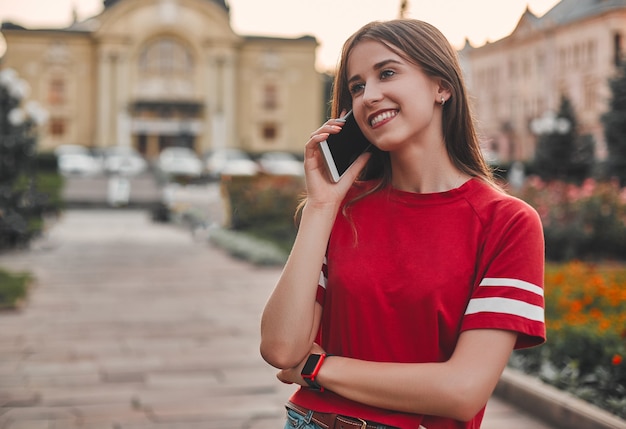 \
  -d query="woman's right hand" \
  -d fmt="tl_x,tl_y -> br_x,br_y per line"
303,117 -> 371,211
